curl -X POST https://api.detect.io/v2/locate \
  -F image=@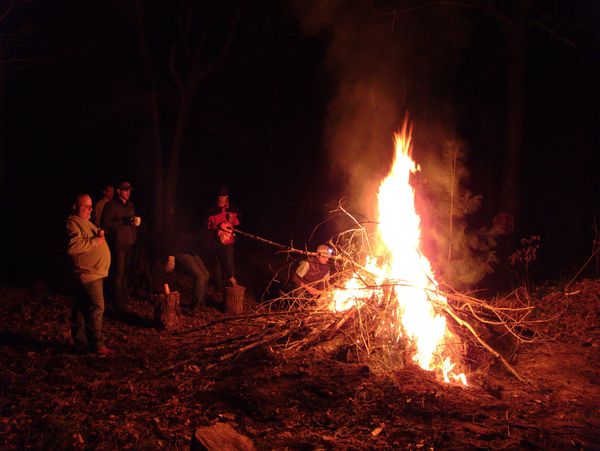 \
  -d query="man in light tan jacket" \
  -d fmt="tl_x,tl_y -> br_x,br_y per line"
66,194 -> 112,355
